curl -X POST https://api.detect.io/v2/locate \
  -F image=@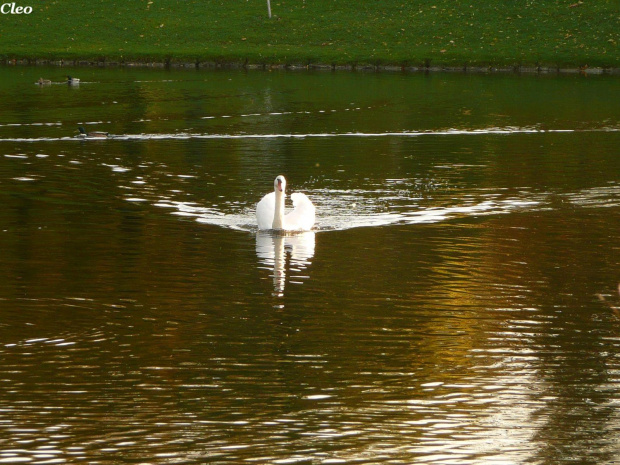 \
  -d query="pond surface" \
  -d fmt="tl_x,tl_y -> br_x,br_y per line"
0,66 -> 619,464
